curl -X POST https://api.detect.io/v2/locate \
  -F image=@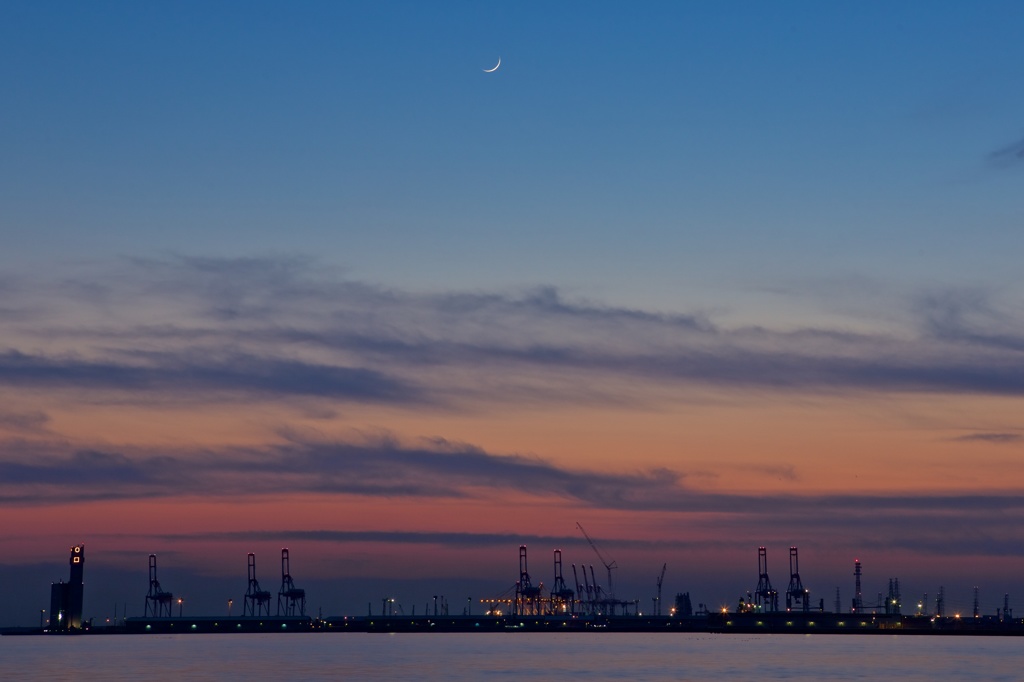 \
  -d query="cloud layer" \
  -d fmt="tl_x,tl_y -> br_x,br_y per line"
1,256 -> 1023,410
3,433 -> 1023,561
